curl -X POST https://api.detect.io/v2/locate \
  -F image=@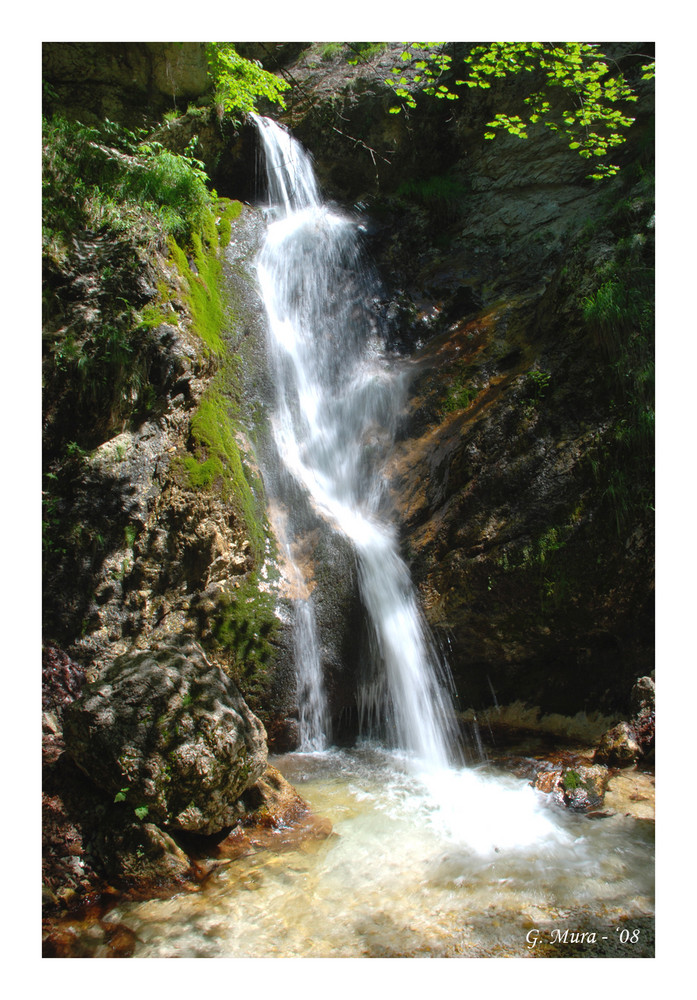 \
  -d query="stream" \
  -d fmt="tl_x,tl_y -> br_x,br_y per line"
104,745 -> 654,957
